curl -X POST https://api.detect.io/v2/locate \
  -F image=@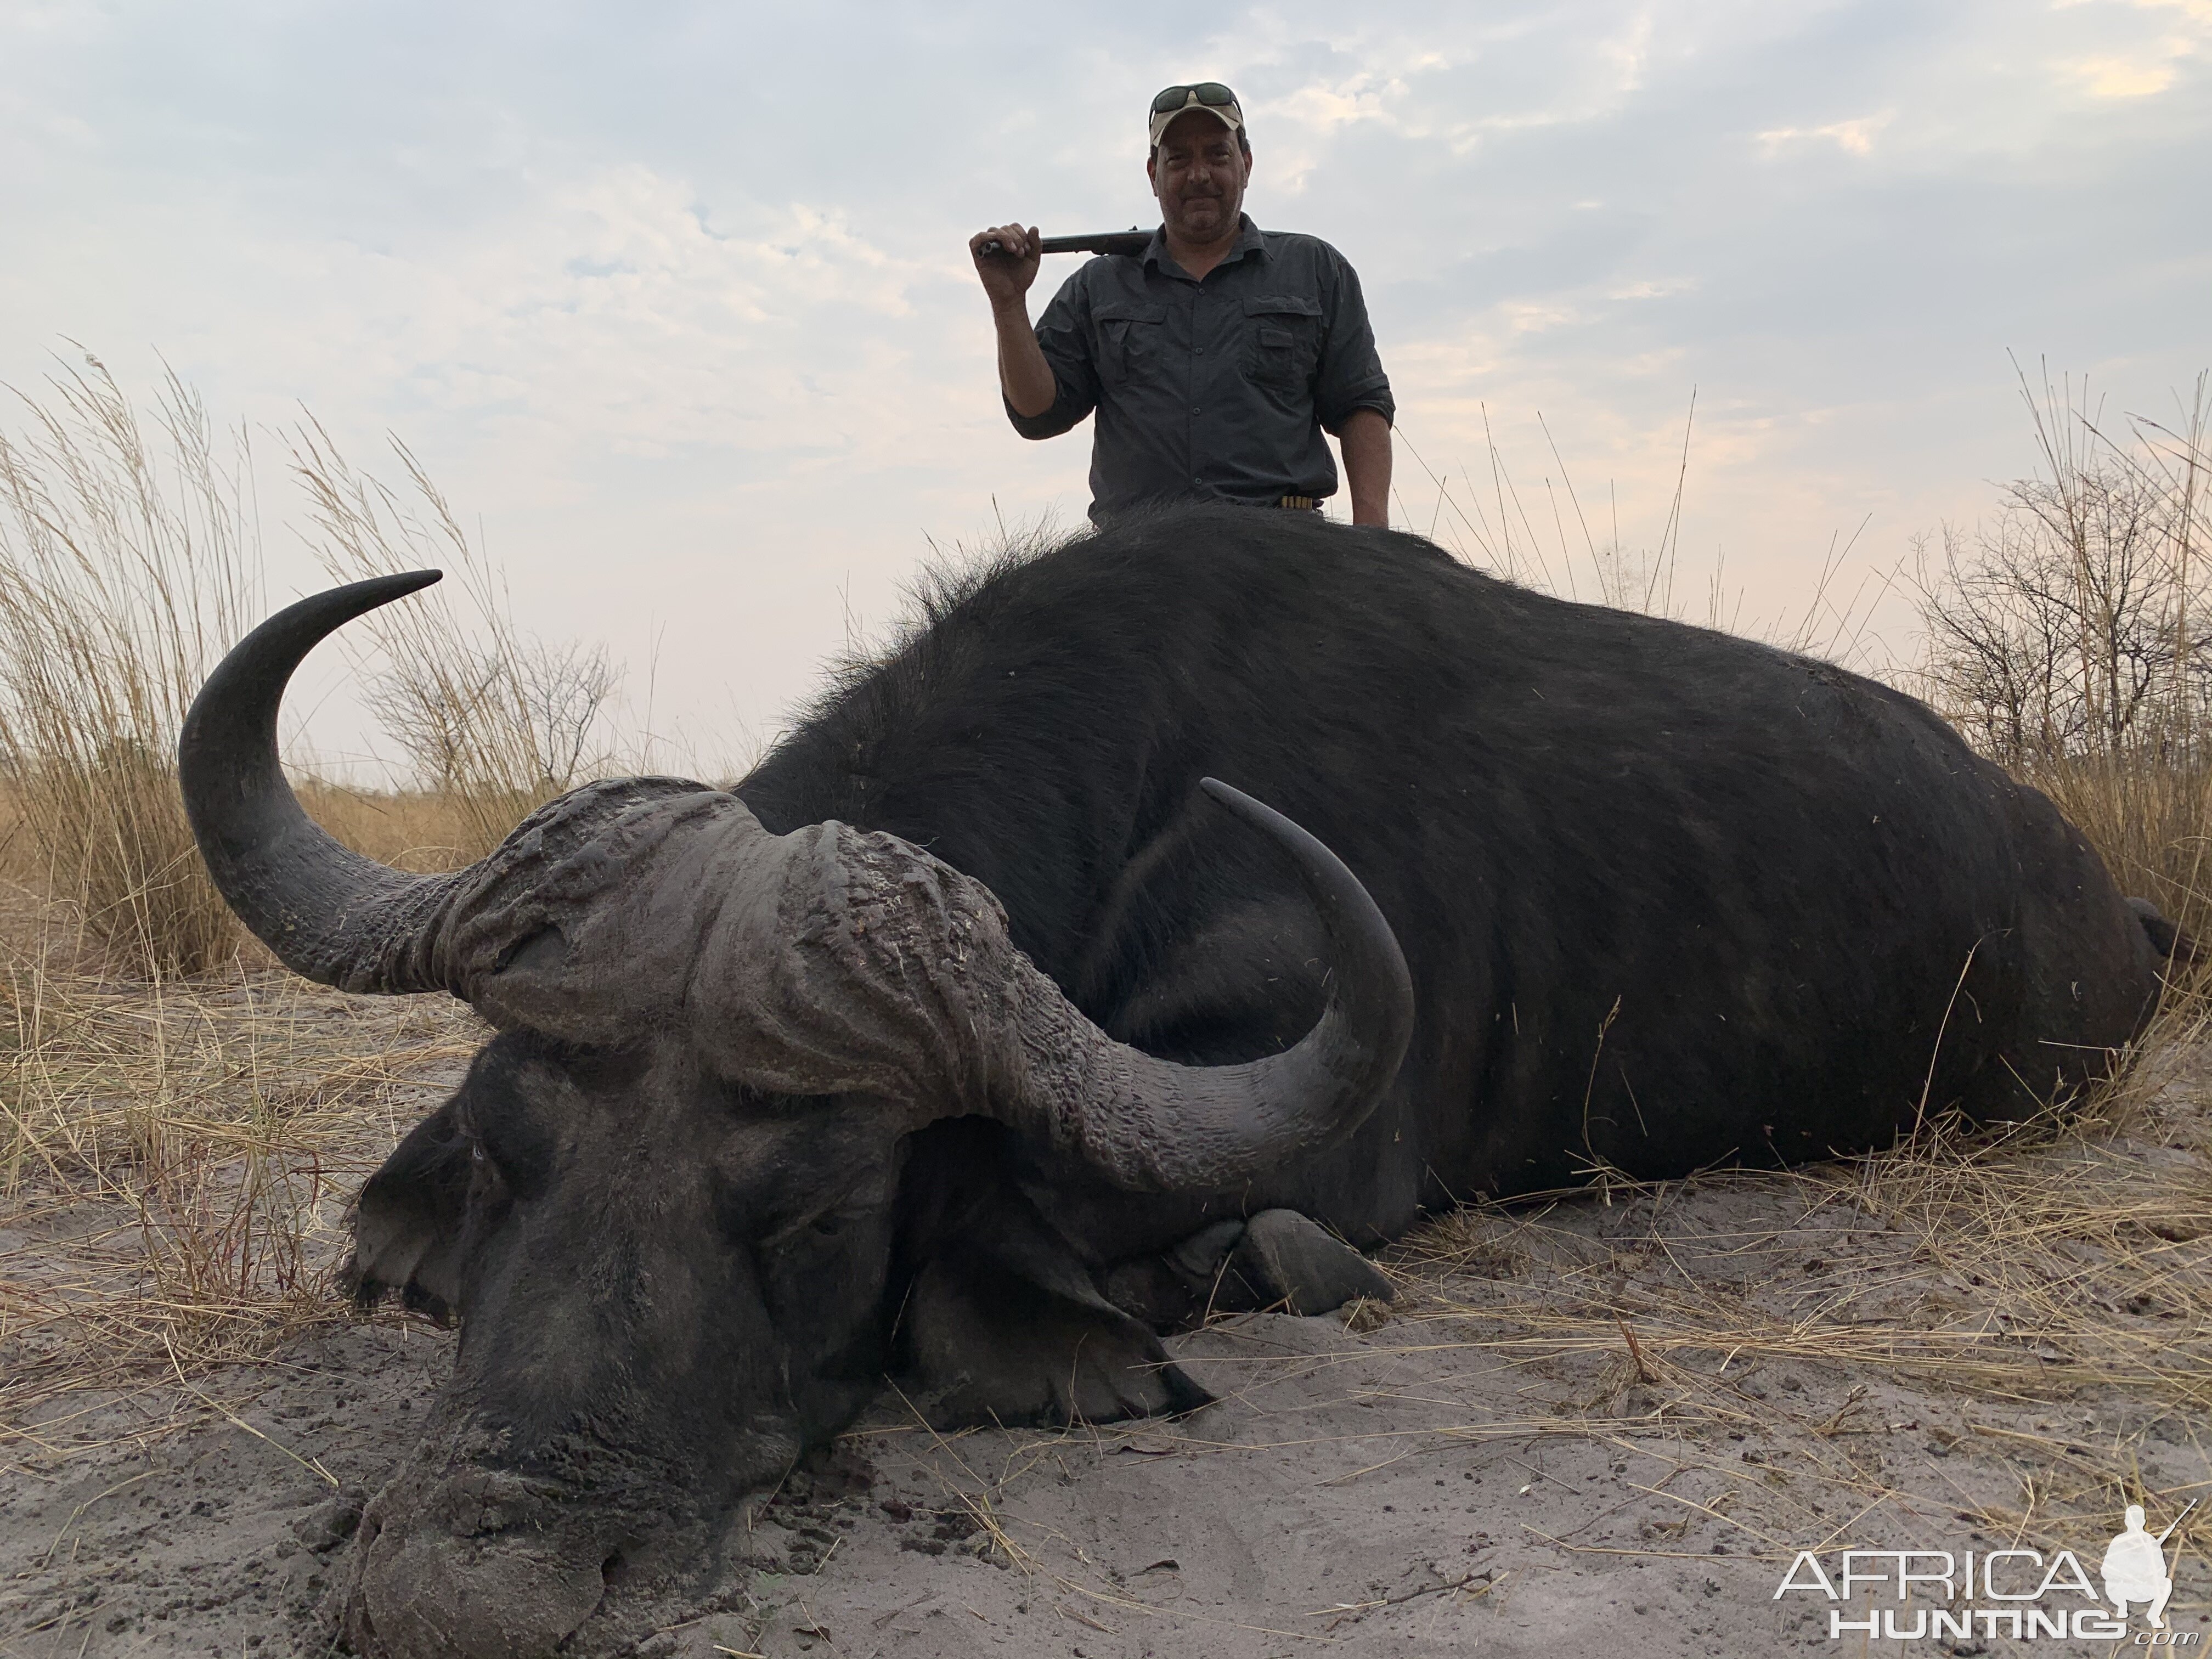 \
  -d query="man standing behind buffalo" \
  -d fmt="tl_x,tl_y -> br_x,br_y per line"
972,82 -> 1395,526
